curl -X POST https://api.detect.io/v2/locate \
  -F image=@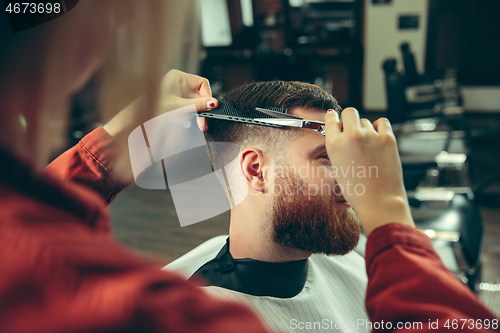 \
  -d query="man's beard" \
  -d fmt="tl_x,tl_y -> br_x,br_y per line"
271,169 -> 360,256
